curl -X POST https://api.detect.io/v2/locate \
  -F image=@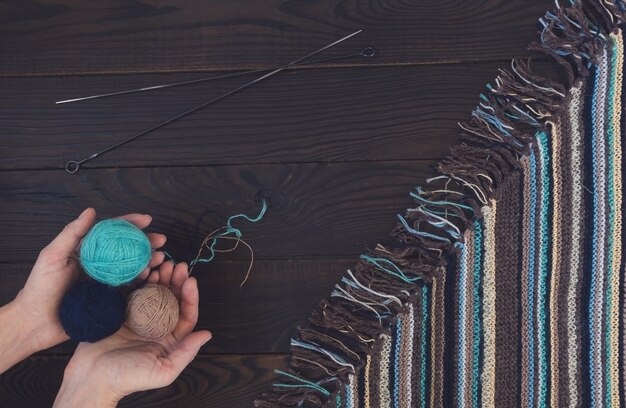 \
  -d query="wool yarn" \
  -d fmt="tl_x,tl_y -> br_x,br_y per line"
59,280 -> 126,343
255,1 -> 626,407
80,219 -> 151,286
126,283 -> 179,339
